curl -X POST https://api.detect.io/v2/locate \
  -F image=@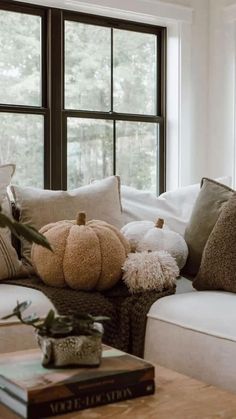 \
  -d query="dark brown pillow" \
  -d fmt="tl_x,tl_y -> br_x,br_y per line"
184,178 -> 234,276
193,192 -> 236,292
